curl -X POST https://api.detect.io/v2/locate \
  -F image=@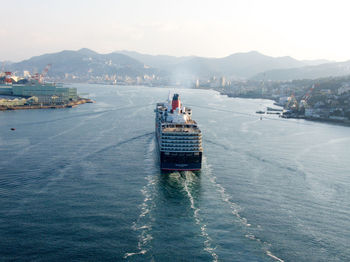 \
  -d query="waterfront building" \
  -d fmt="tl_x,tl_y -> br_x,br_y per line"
0,84 -> 77,104
12,84 -> 77,102
0,87 -> 13,95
